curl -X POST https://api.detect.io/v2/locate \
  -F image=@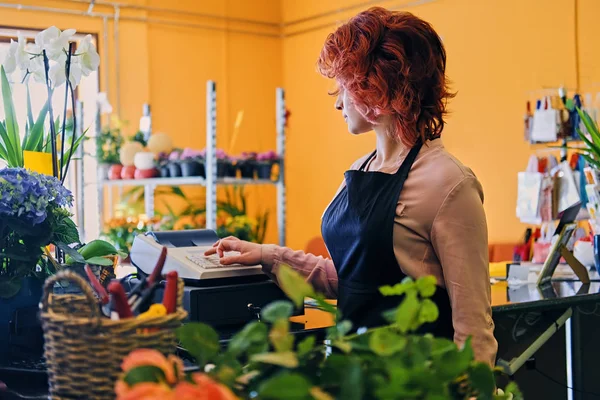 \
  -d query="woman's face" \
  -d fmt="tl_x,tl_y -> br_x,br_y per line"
335,86 -> 372,135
